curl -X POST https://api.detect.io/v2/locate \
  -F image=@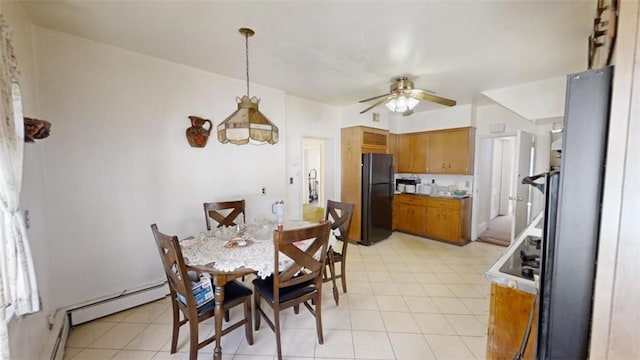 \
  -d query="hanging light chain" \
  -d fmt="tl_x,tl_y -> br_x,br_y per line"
244,30 -> 250,97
